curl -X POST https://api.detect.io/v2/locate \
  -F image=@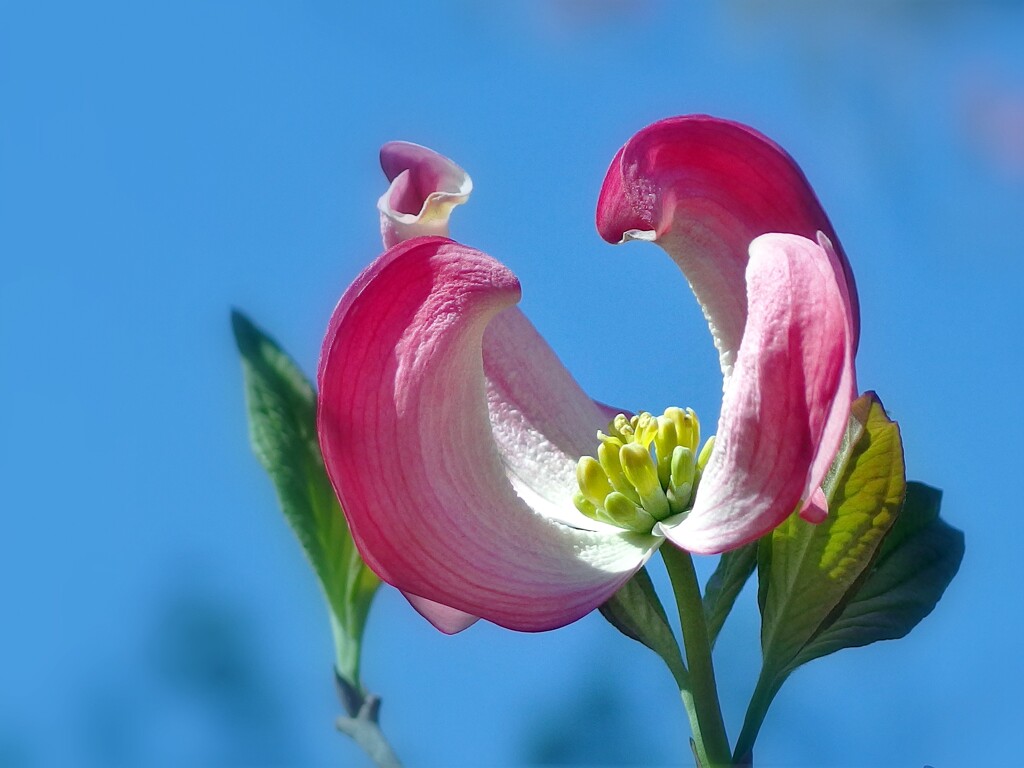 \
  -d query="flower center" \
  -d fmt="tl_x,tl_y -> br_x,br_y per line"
573,408 -> 715,534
